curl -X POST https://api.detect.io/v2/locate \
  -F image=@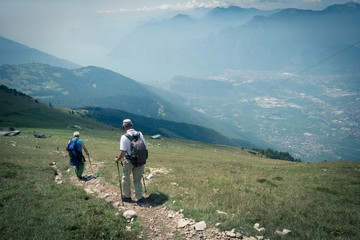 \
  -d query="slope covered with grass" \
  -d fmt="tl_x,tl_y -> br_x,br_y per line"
0,85 -> 115,131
